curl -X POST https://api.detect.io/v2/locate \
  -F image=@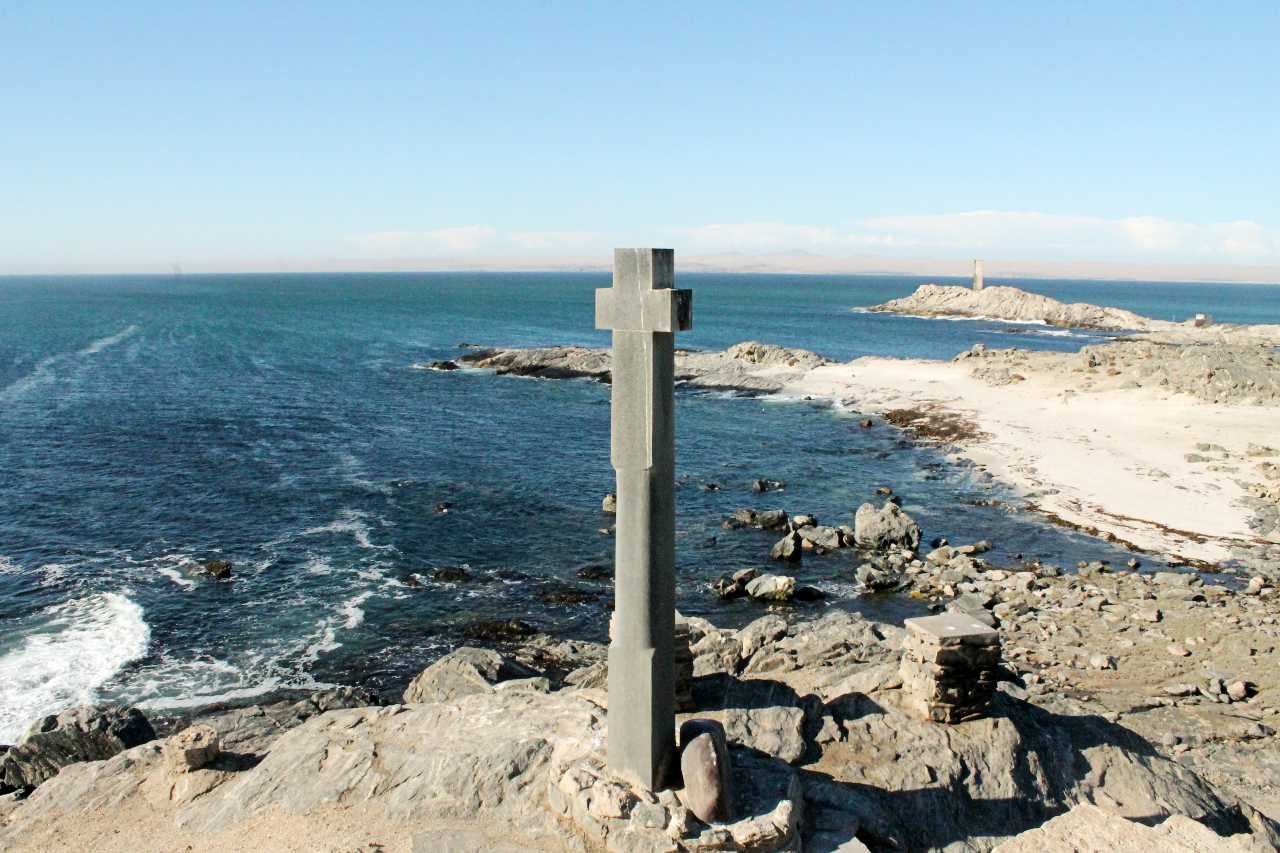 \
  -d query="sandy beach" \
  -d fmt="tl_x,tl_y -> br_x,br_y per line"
788,353 -> 1280,566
